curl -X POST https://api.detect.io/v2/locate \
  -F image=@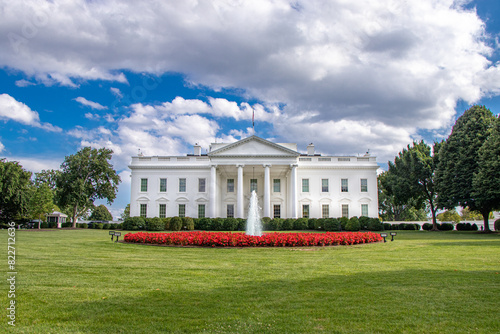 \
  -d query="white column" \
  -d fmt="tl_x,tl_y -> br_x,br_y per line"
237,164 -> 244,218
210,165 -> 217,218
290,164 -> 298,218
263,164 -> 271,218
